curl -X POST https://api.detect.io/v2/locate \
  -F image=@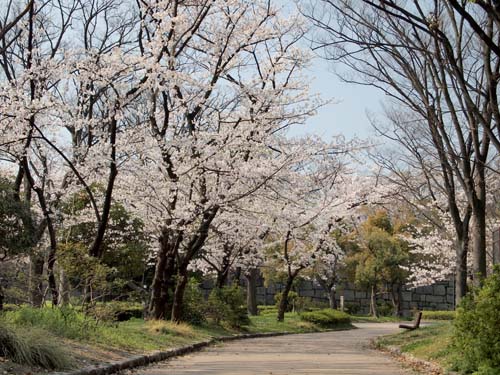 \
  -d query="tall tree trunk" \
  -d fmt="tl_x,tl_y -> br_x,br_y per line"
246,268 -> 258,315
149,227 -> 178,319
58,268 -> 70,306
0,284 -> 4,311
30,254 -> 44,307
390,283 -> 401,316
471,207 -> 487,286
455,236 -> 468,307
328,285 -> 337,309
277,275 -> 294,322
369,285 -> 377,318
171,268 -> 189,322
